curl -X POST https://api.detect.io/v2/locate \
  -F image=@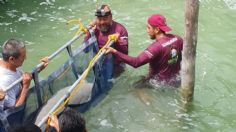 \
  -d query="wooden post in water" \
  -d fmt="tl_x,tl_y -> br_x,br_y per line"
181,0 -> 199,103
